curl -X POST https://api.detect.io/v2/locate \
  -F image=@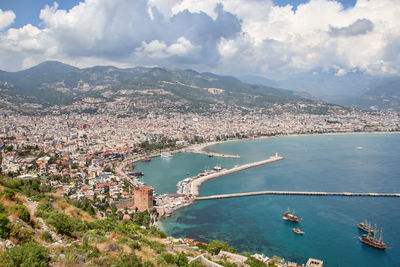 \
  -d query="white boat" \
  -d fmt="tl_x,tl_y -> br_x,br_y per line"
213,164 -> 222,171
161,152 -> 173,158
